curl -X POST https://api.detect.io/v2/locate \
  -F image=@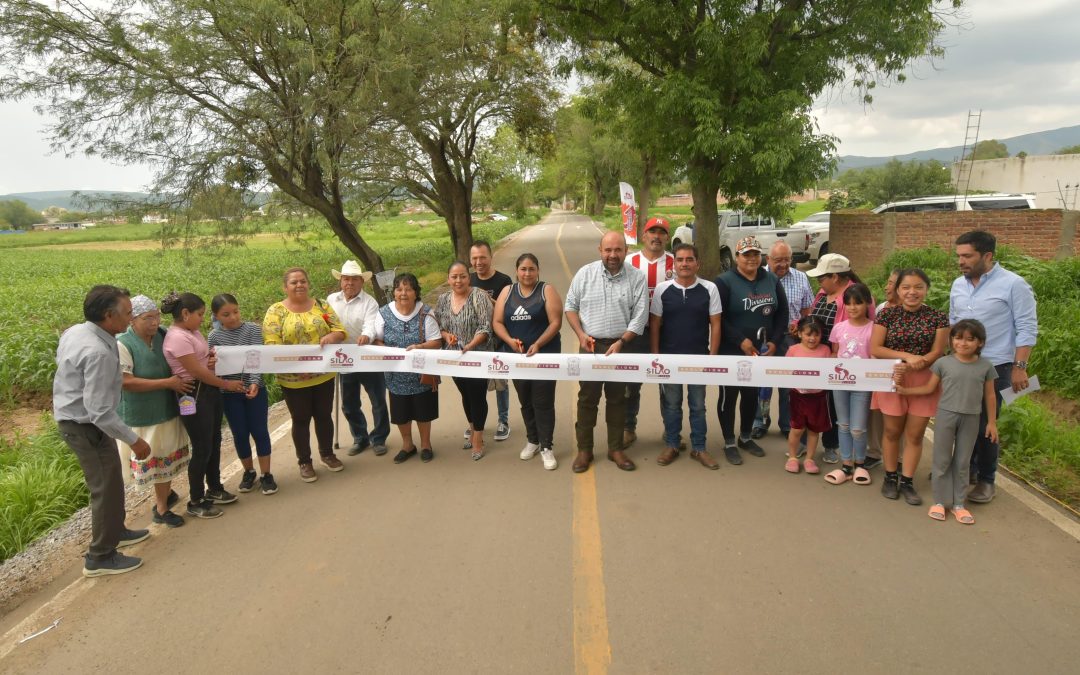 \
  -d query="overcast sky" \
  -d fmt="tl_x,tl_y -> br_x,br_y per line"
2,0 -> 1078,194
